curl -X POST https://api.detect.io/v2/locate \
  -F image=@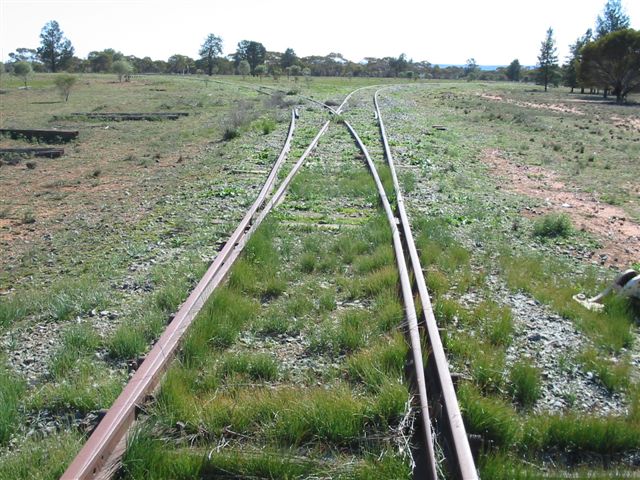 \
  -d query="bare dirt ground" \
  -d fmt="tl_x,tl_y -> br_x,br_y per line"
479,93 -> 585,115
484,148 -> 640,269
